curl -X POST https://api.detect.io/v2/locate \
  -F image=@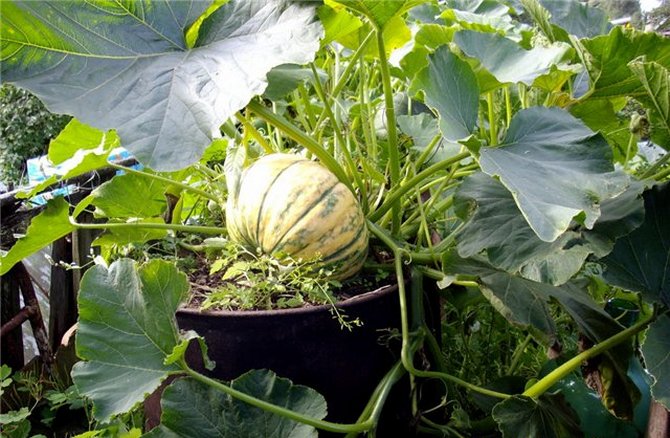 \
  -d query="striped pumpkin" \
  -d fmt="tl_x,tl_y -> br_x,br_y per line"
226,154 -> 368,281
